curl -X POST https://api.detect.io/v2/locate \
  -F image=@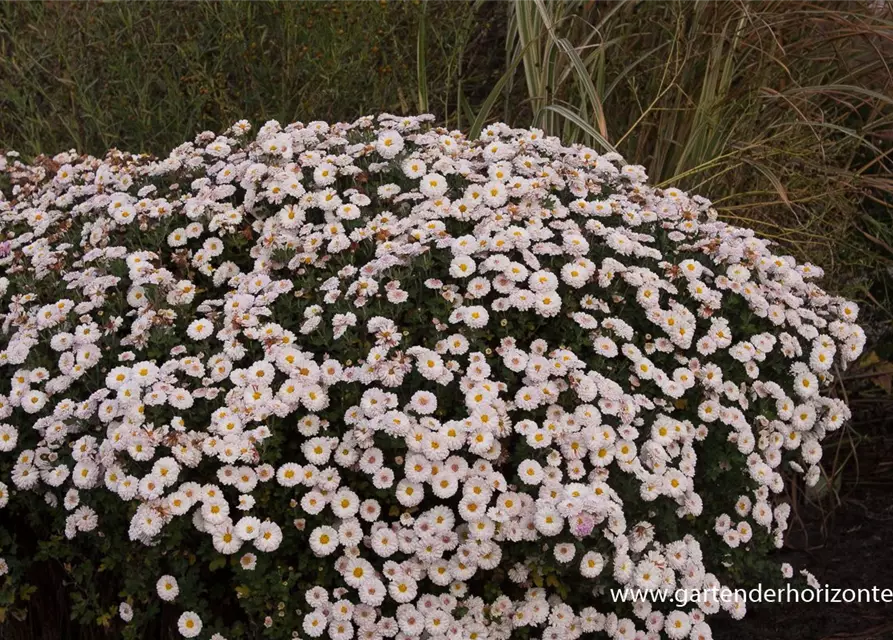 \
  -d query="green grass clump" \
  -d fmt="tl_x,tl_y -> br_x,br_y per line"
0,1 -> 504,157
